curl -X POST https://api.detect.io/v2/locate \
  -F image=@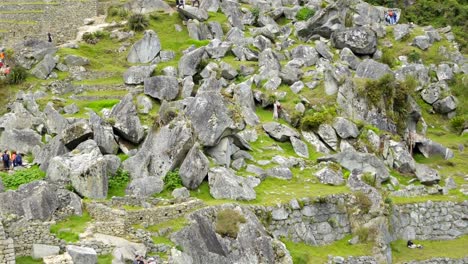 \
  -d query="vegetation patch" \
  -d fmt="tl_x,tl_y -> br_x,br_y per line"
107,168 -> 130,198
50,211 -> 92,242
296,7 -> 315,21
215,209 -> 246,238
0,166 -> 45,190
